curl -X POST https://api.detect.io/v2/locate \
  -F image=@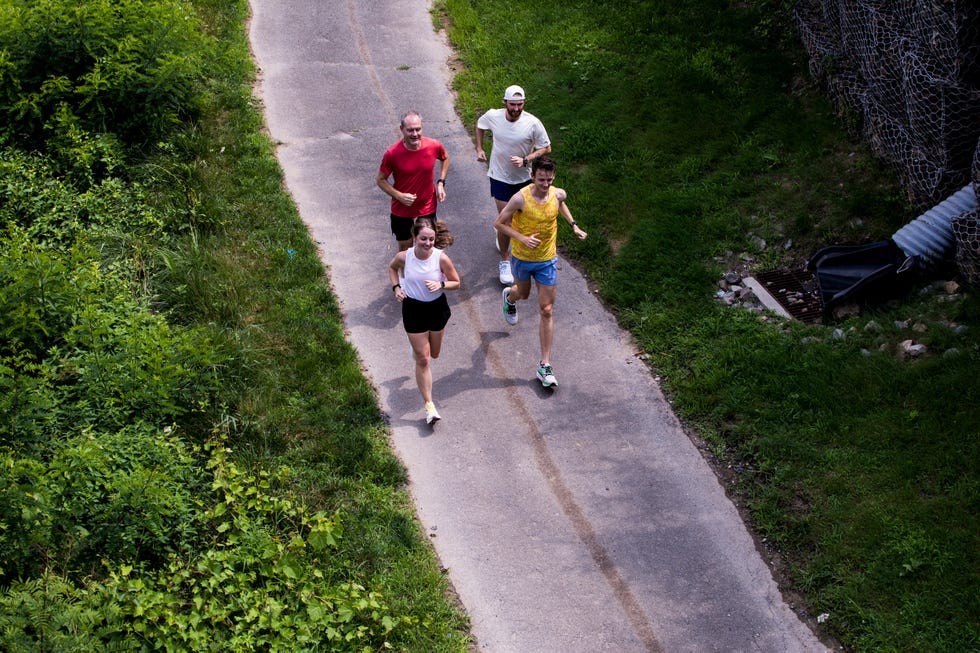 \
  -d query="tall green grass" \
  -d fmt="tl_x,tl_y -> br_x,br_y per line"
145,1 -> 472,648
0,0 -> 470,648
441,0 -> 979,649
